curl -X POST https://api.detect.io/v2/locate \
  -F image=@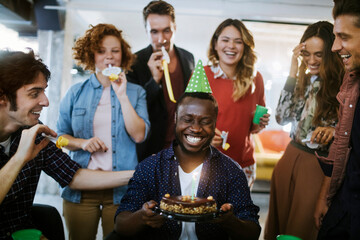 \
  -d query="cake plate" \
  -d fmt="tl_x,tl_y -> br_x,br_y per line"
152,206 -> 221,222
